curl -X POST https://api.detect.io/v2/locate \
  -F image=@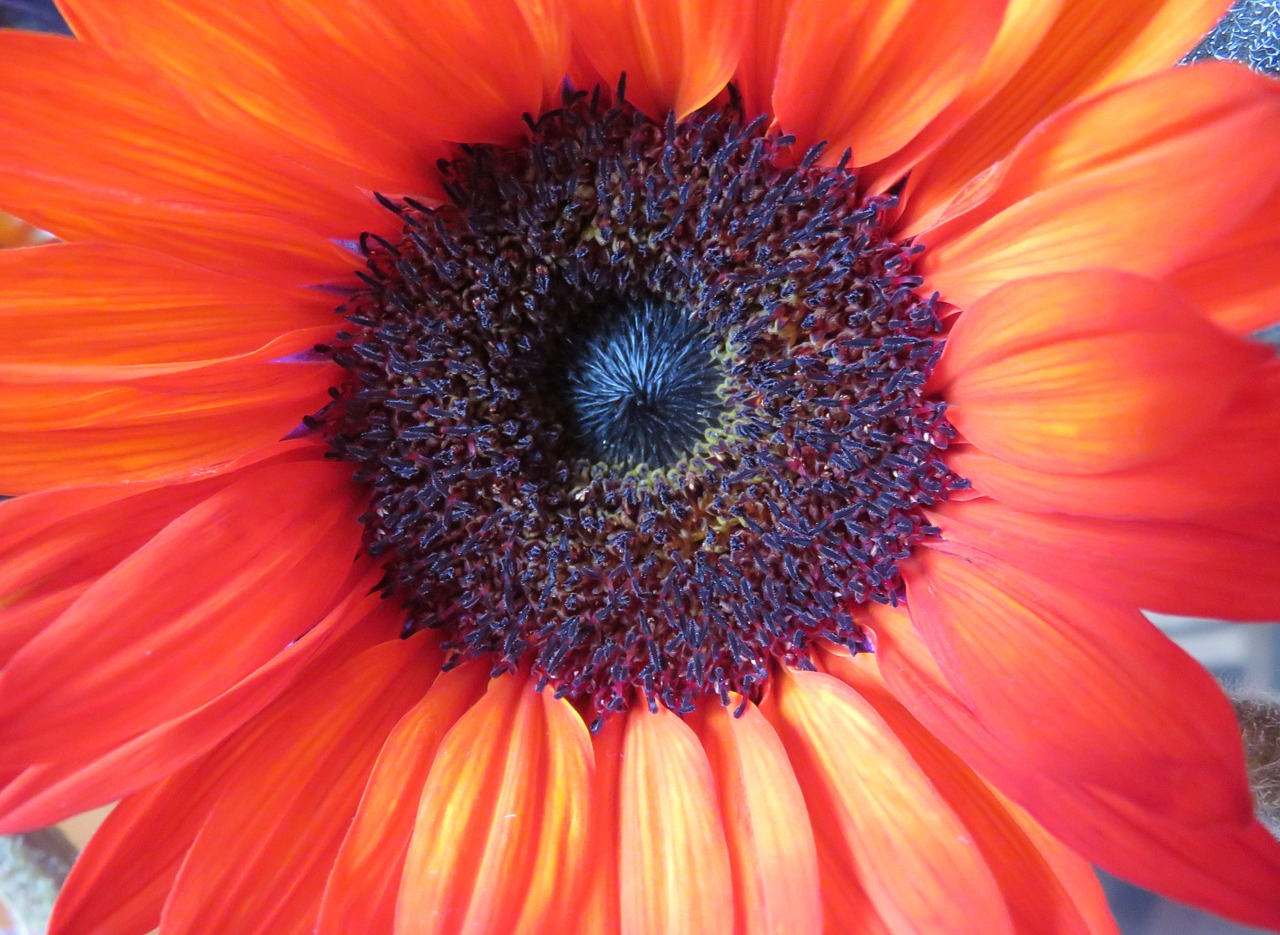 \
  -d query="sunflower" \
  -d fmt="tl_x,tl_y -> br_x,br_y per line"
1,1 -> 1279,932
